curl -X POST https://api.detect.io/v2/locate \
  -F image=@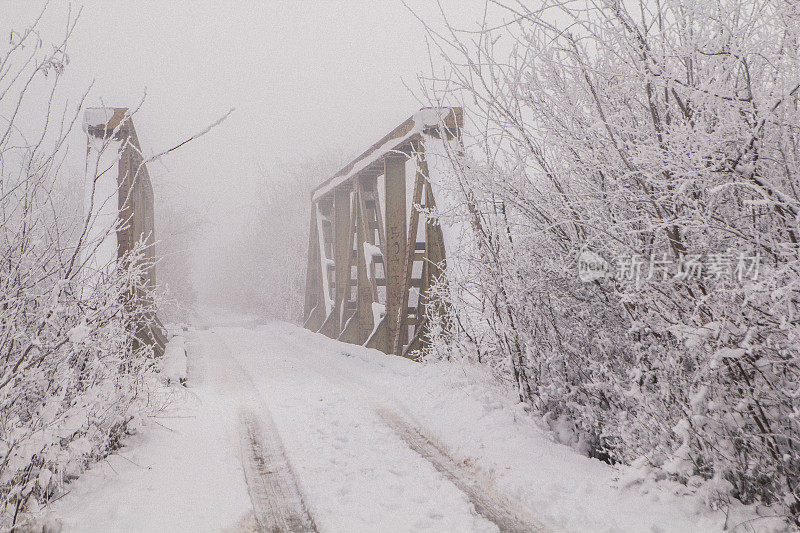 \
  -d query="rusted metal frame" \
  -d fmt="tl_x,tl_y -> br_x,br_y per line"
352,179 -> 376,343
315,199 -> 337,336
372,180 -> 386,260
424,171 -> 446,278
304,108 -> 462,353
338,310 -> 359,344
404,173 -> 447,354
338,187 -> 361,343
85,109 -> 165,355
316,301 -> 339,338
320,187 -> 352,338
303,209 -> 325,330
116,146 -> 134,259
393,142 -> 426,356
303,208 -> 319,320
303,304 -> 325,332
417,154 -> 435,318
365,177 -> 388,302
403,323 -> 426,359
318,191 -> 349,339
418,182 -> 431,320
404,164 -> 446,356
356,177 -> 380,303
315,200 -> 334,313
403,185 -> 431,359
340,187 -> 358,325
313,126 -> 418,199
383,153 -> 407,355
405,149 -> 439,359
311,108 -> 463,200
